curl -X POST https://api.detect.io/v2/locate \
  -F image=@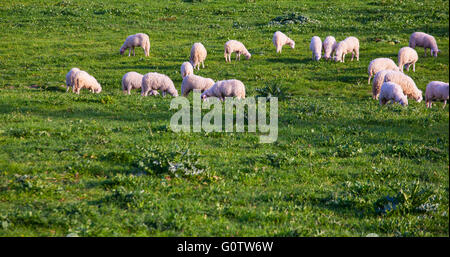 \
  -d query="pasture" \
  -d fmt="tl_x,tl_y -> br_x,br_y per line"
0,0 -> 448,236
